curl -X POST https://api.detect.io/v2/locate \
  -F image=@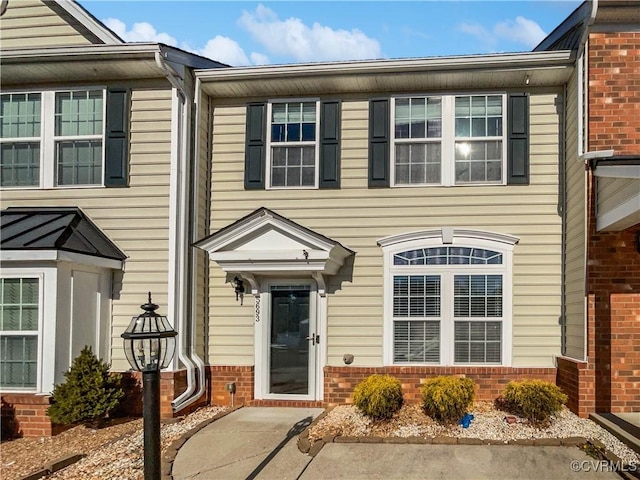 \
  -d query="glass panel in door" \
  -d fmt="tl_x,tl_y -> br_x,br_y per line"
269,286 -> 311,395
